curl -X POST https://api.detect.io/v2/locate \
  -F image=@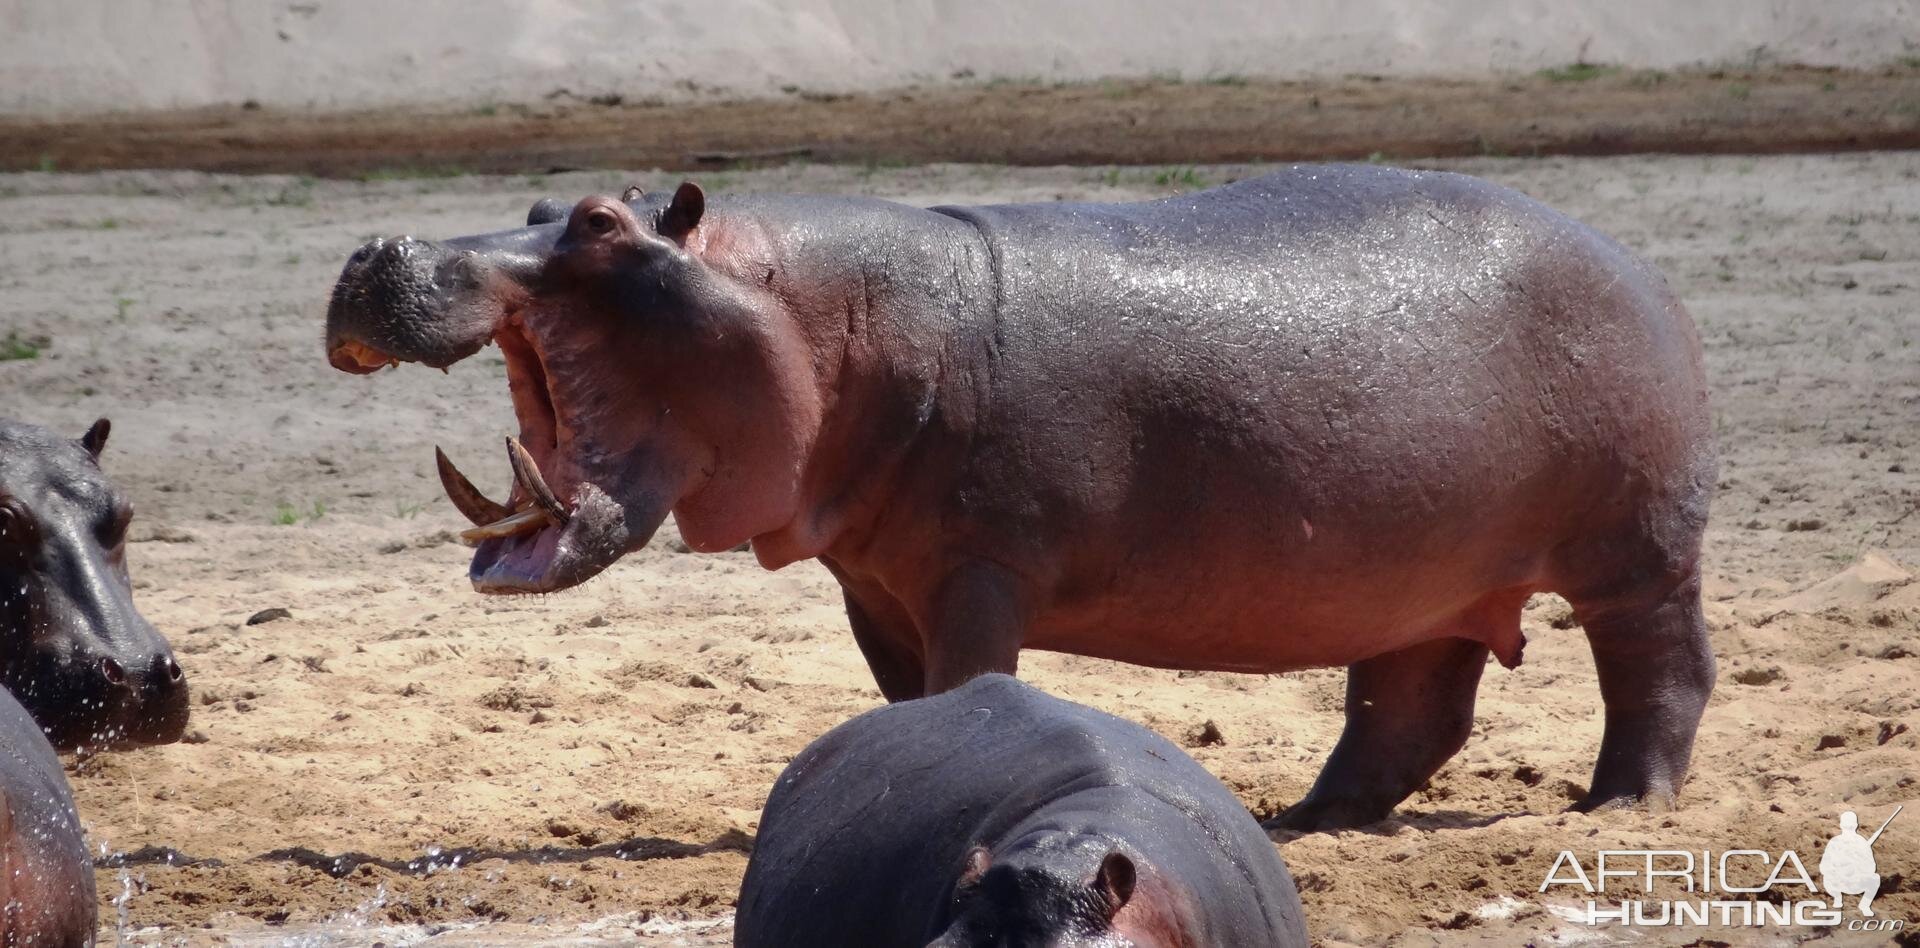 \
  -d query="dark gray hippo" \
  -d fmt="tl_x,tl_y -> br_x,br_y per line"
0,419 -> 189,749
0,685 -> 94,945
324,164 -> 1714,830
736,674 -> 1307,947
